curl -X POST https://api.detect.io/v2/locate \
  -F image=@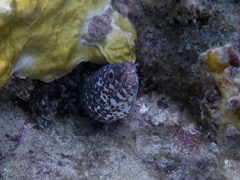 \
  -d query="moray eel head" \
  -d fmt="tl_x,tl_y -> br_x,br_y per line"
81,62 -> 139,123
